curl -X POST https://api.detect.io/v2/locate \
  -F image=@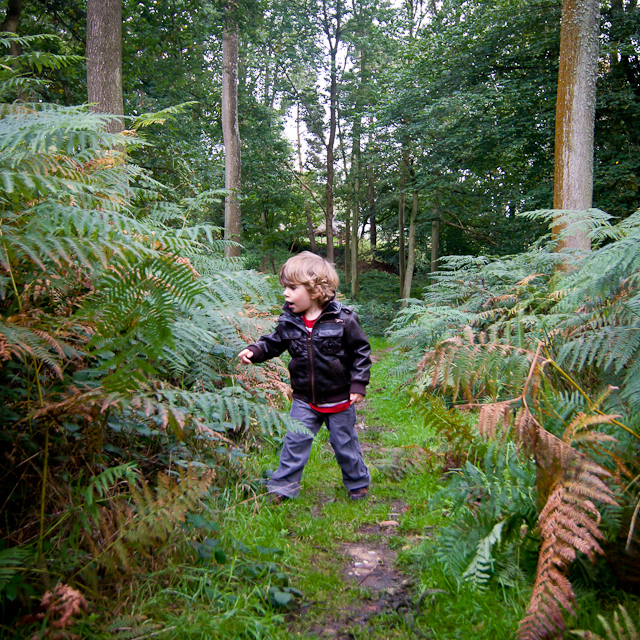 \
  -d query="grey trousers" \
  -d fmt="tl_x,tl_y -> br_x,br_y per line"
268,398 -> 371,498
